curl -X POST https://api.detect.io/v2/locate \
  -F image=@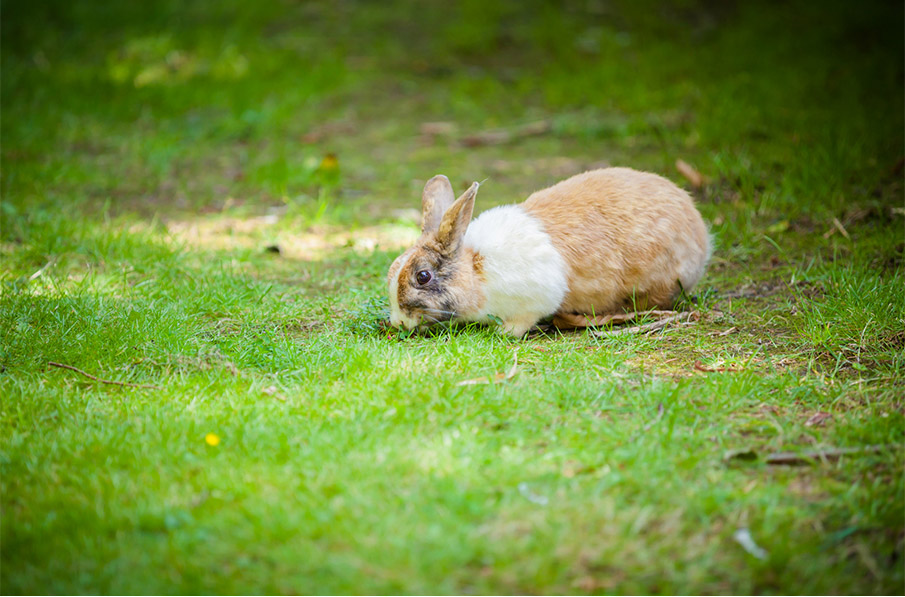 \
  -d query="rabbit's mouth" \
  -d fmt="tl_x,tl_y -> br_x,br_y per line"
388,310 -> 456,332
416,308 -> 458,326
389,311 -> 419,330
